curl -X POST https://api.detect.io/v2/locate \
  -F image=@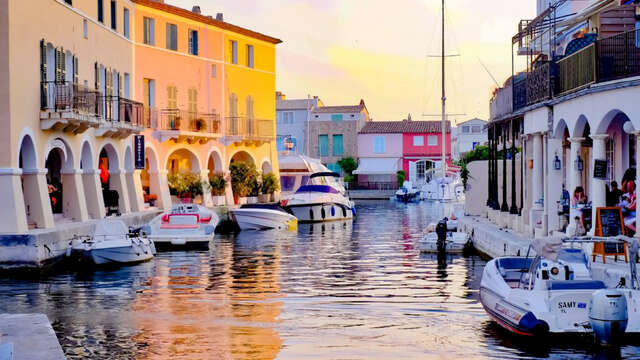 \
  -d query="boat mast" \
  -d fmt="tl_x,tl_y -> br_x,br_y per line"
440,0 -> 447,178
